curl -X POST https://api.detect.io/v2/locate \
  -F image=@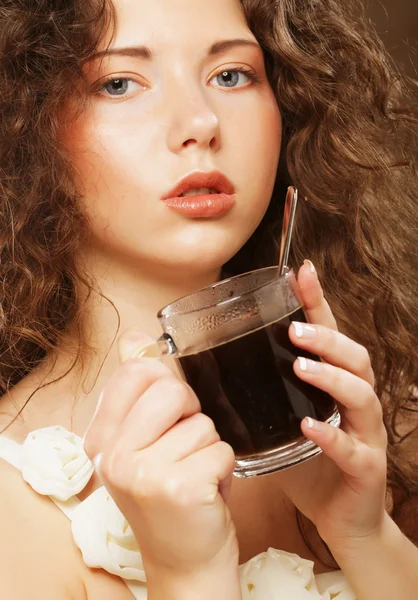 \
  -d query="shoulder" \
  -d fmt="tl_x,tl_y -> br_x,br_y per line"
0,458 -> 137,599
0,457 -> 87,599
